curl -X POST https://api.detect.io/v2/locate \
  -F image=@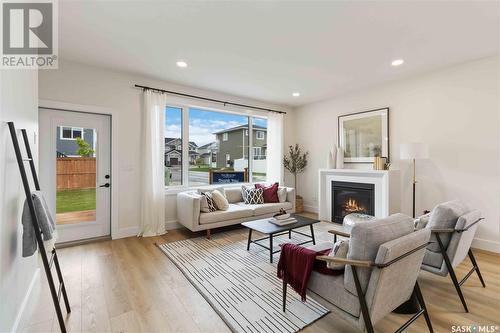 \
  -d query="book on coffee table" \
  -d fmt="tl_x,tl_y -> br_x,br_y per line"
268,217 -> 297,226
